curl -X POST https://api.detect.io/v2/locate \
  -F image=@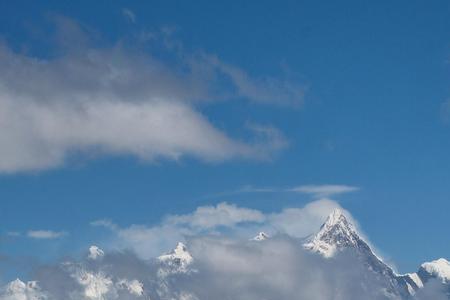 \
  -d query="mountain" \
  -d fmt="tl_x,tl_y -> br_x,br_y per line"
0,279 -> 46,300
303,209 -> 360,258
252,231 -> 269,241
87,245 -> 105,260
157,242 -> 194,276
2,211 -> 449,299
157,209 -> 448,299
304,209 -> 414,298
418,258 -> 450,283
415,258 -> 450,296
